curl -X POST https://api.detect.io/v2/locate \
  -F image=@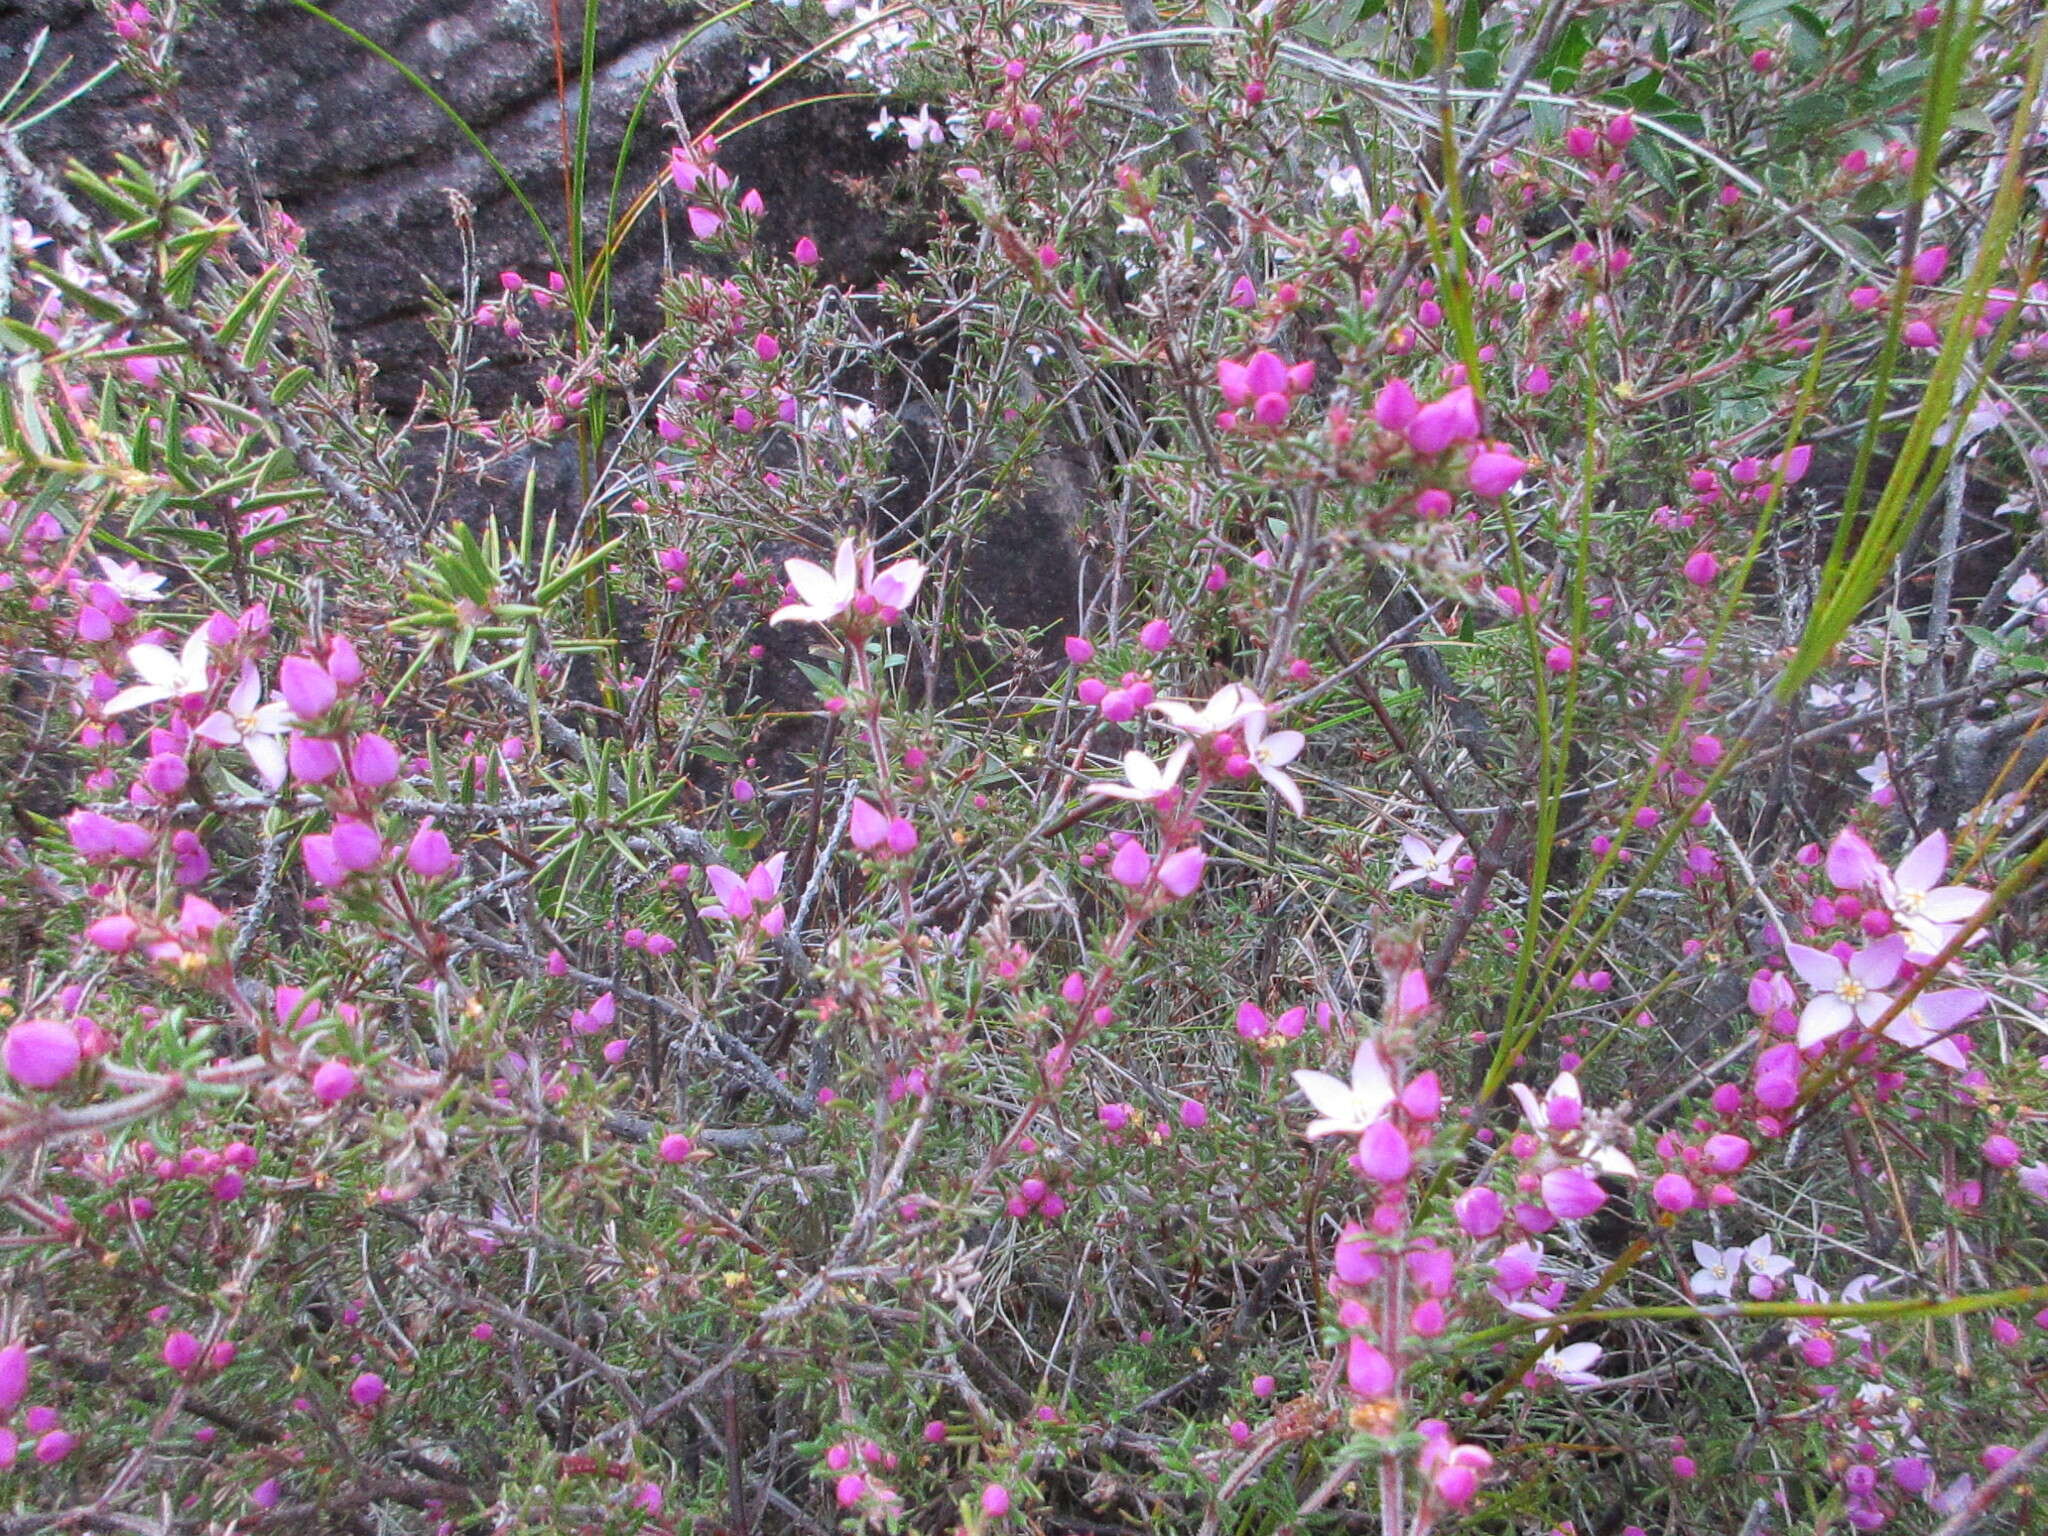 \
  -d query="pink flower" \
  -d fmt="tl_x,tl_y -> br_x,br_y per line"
3,1019 -> 80,1090
1242,710 -> 1305,814
700,854 -> 787,936
1405,387 -> 1479,455
1878,986 -> 1986,1071
1786,935 -> 1906,1047
1533,1340 -> 1603,1388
